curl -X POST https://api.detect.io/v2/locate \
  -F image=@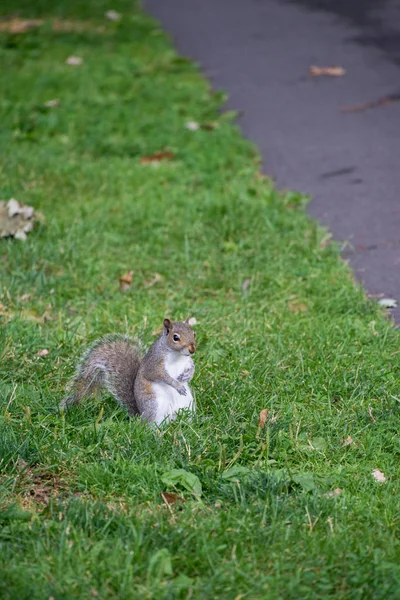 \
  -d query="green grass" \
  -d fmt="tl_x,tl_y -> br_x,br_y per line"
1,1 -> 400,598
